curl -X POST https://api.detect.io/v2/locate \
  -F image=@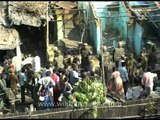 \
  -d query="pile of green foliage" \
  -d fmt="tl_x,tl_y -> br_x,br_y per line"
68,77 -> 107,118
